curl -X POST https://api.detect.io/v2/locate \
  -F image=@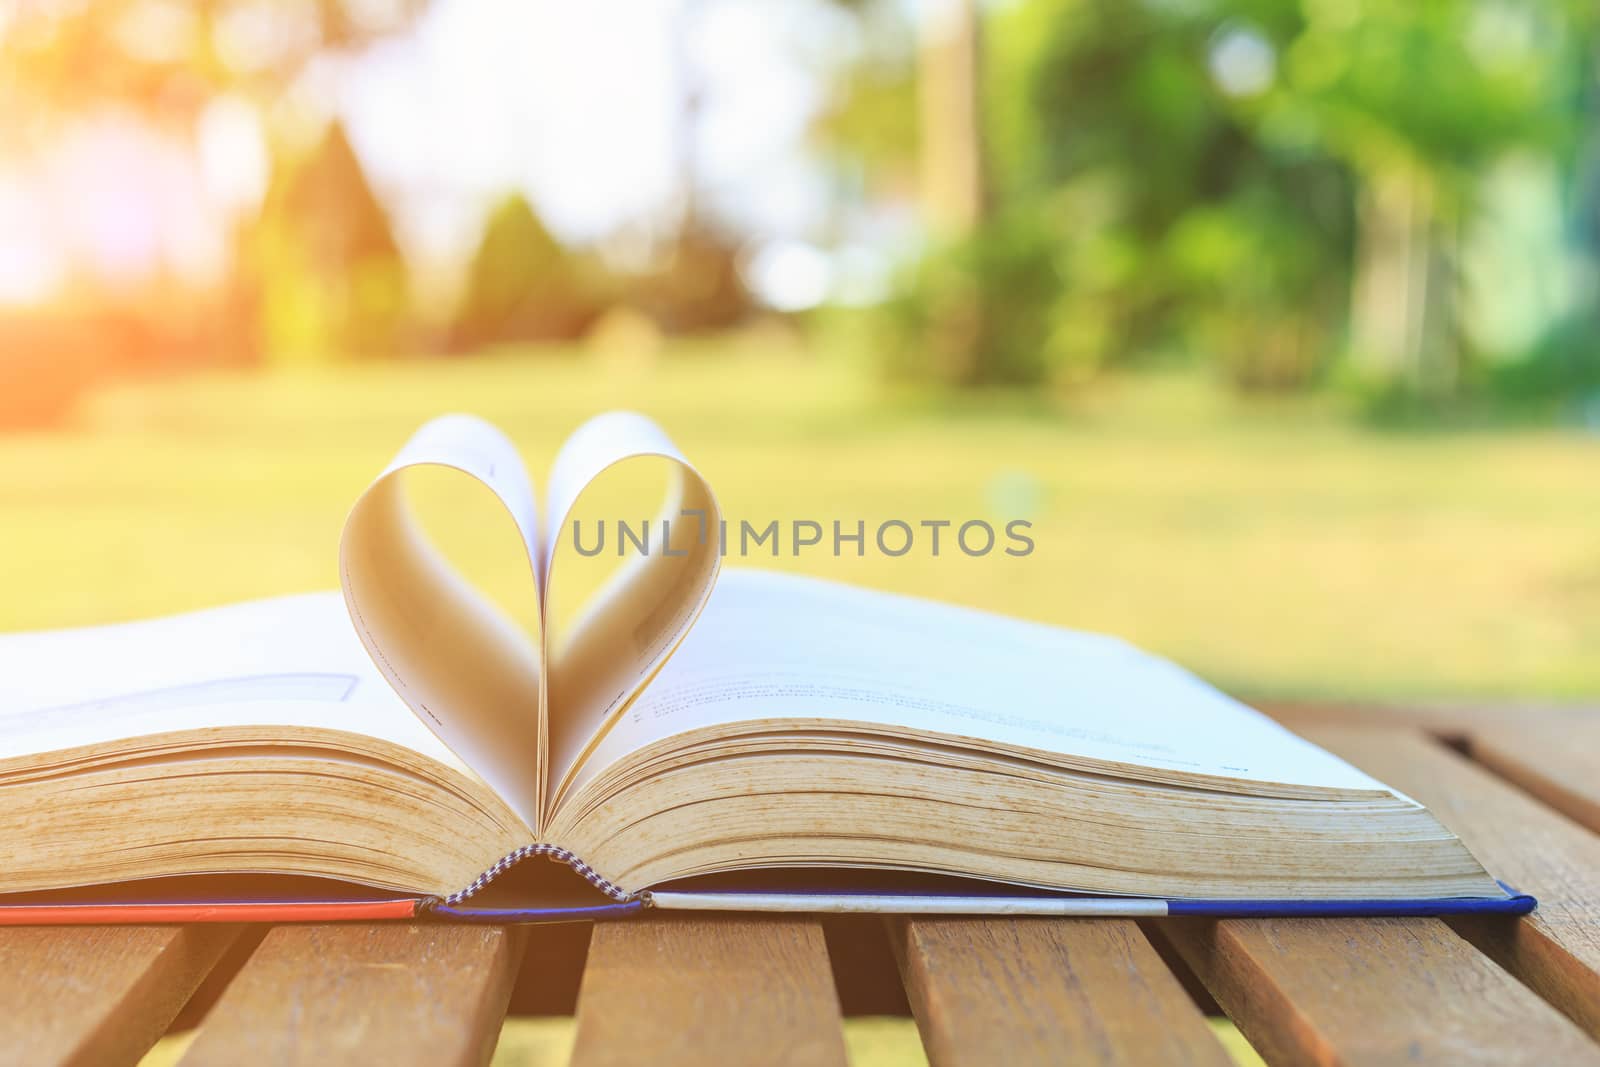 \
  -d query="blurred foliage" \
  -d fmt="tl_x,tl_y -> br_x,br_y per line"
1486,323 -> 1600,413
814,60 -> 919,190
0,0 -> 763,411
1007,0 -> 1357,390
248,122 -> 410,362
453,211 -> 755,344
451,194 -> 610,351
811,1 -> 920,198
5,0 -> 1600,418
856,0 -> 1600,402
880,210 -> 1063,386
0,0 -> 425,410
